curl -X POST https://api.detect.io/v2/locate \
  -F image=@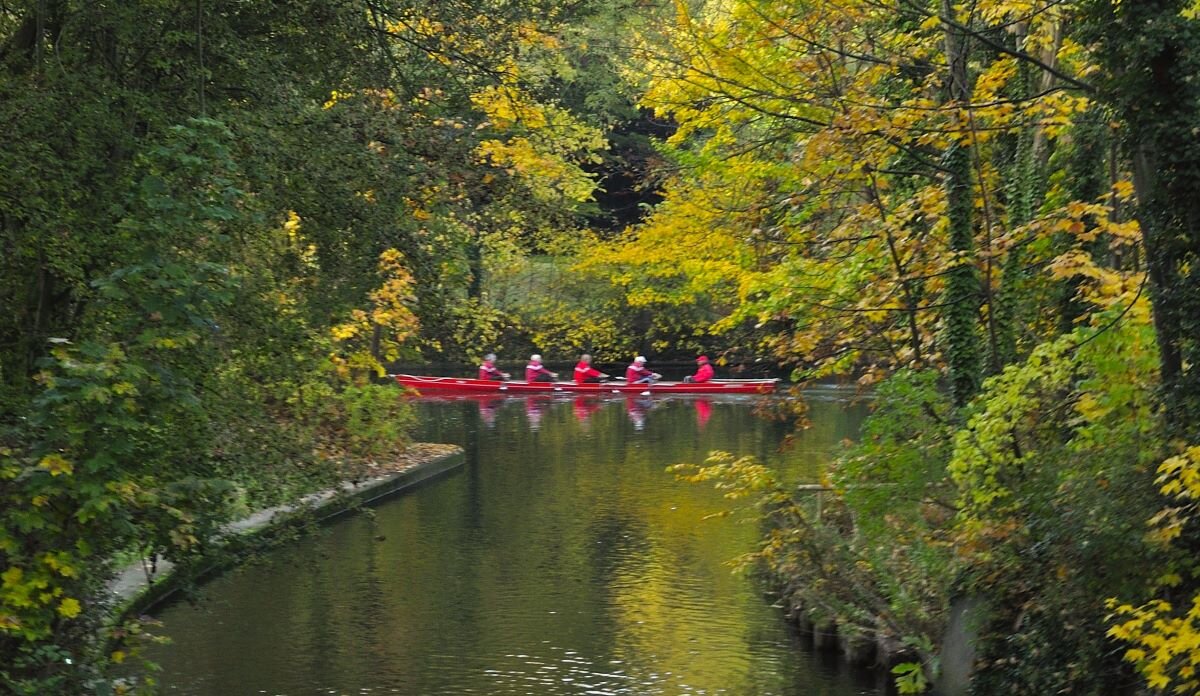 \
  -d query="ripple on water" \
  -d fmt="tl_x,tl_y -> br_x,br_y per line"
145,397 -> 877,696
